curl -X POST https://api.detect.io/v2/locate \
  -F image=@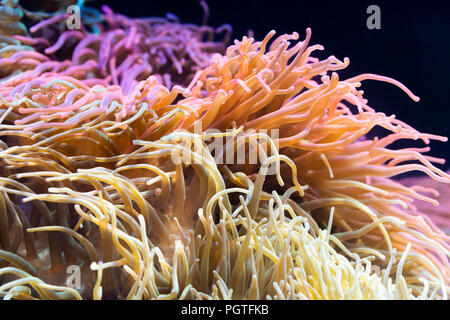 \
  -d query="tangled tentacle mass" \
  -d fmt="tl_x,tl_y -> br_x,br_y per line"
0,1 -> 448,300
